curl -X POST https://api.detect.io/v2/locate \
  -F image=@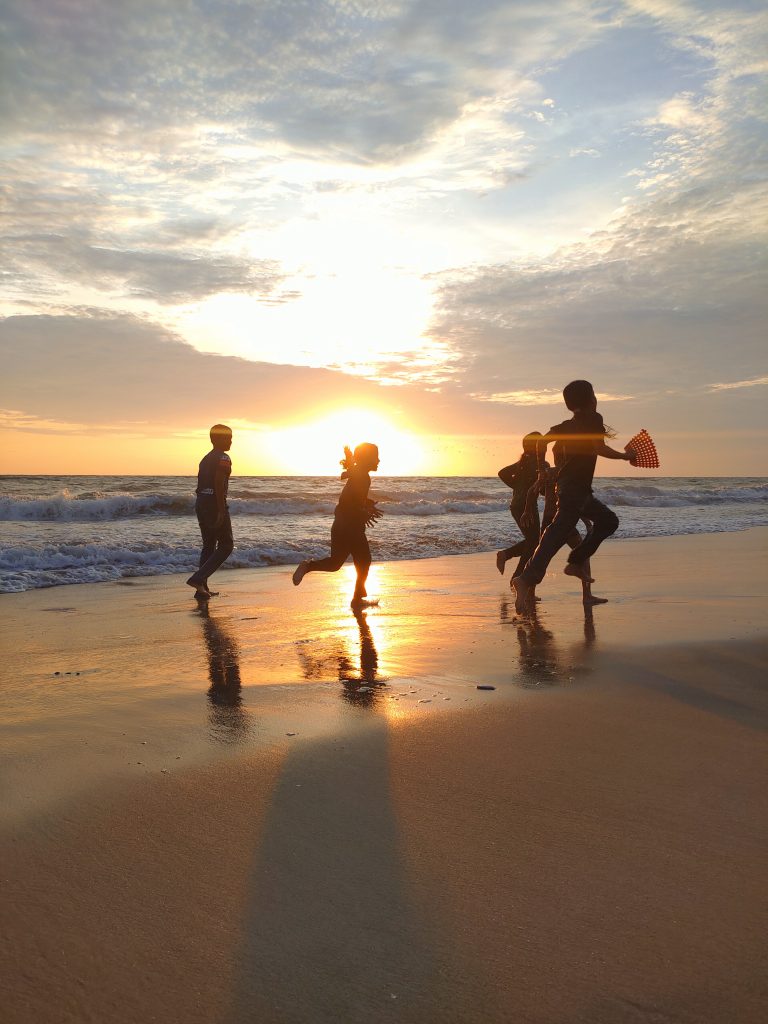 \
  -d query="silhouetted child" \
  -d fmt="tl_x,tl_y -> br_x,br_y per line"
186,424 -> 234,600
496,432 -> 546,582
293,443 -> 382,607
513,380 -> 634,613
540,442 -> 608,606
